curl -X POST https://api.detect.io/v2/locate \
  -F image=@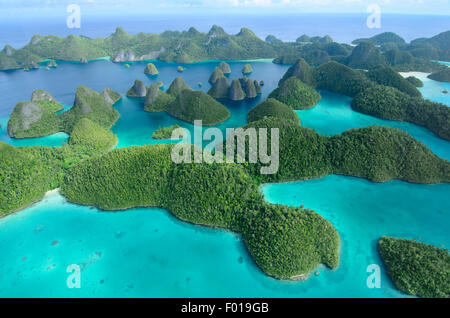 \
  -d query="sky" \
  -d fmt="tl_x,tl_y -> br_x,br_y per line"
0,0 -> 449,16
